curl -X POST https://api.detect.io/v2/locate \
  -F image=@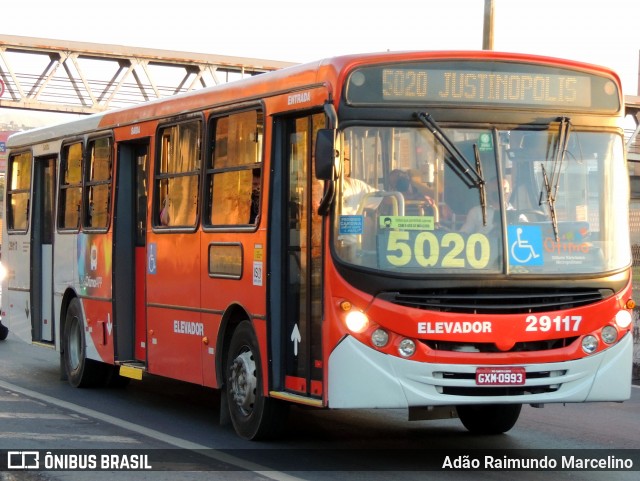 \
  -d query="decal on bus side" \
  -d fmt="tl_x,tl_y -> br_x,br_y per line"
173,320 -> 204,336
253,243 -> 264,286
78,235 -> 111,297
148,243 -> 157,274
287,91 -> 311,105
